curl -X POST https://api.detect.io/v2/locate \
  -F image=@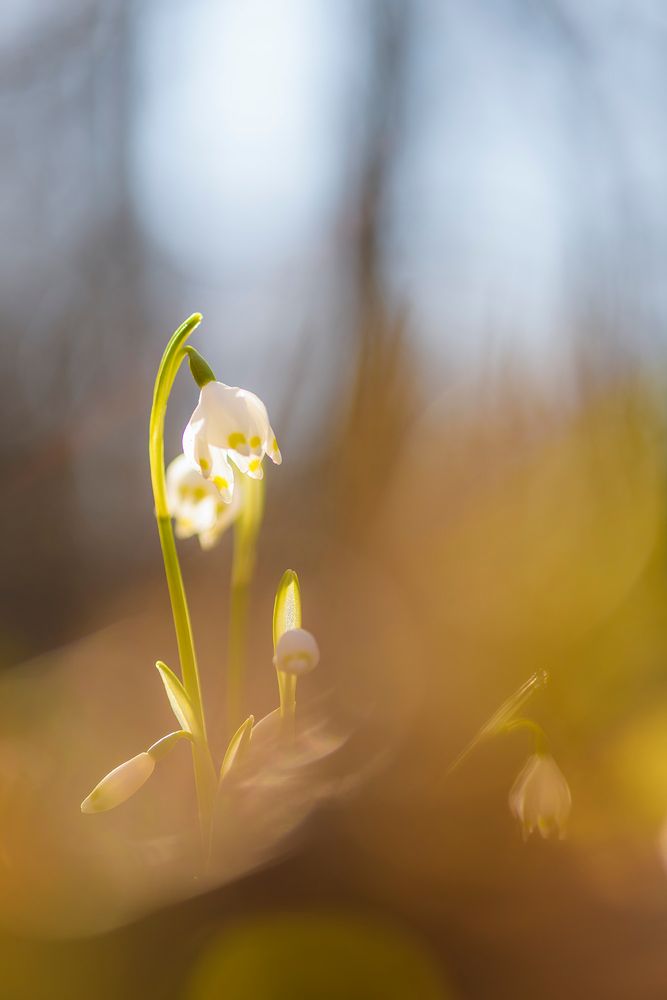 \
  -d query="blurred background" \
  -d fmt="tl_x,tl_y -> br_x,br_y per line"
2,0 -> 667,997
